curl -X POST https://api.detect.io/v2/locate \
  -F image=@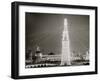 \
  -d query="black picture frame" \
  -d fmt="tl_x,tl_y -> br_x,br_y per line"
11,1 -> 98,79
